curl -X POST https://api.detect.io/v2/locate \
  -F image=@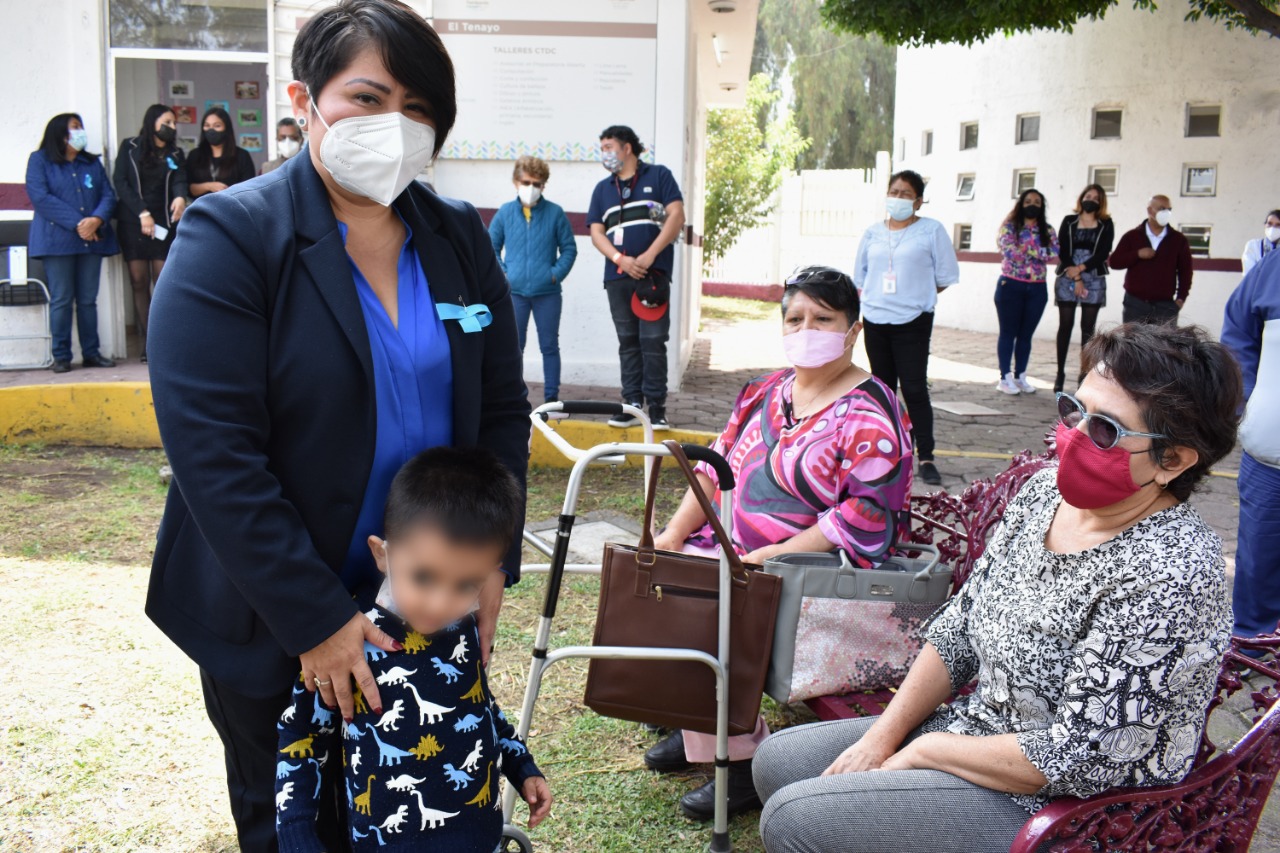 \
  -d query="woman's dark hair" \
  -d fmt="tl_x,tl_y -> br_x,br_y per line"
292,0 -> 456,155
383,446 -> 522,551
1081,323 -> 1242,502
1006,188 -> 1053,255
38,113 -> 95,162
600,125 -> 645,157
888,170 -> 925,199
1265,209 -> 1280,222
780,265 -> 860,325
1074,183 -> 1111,220
189,107 -> 239,175
137,103 -> 175,160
